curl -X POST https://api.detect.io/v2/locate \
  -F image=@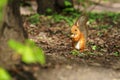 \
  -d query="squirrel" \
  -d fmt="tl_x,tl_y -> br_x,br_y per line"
70,15 -> 88,52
